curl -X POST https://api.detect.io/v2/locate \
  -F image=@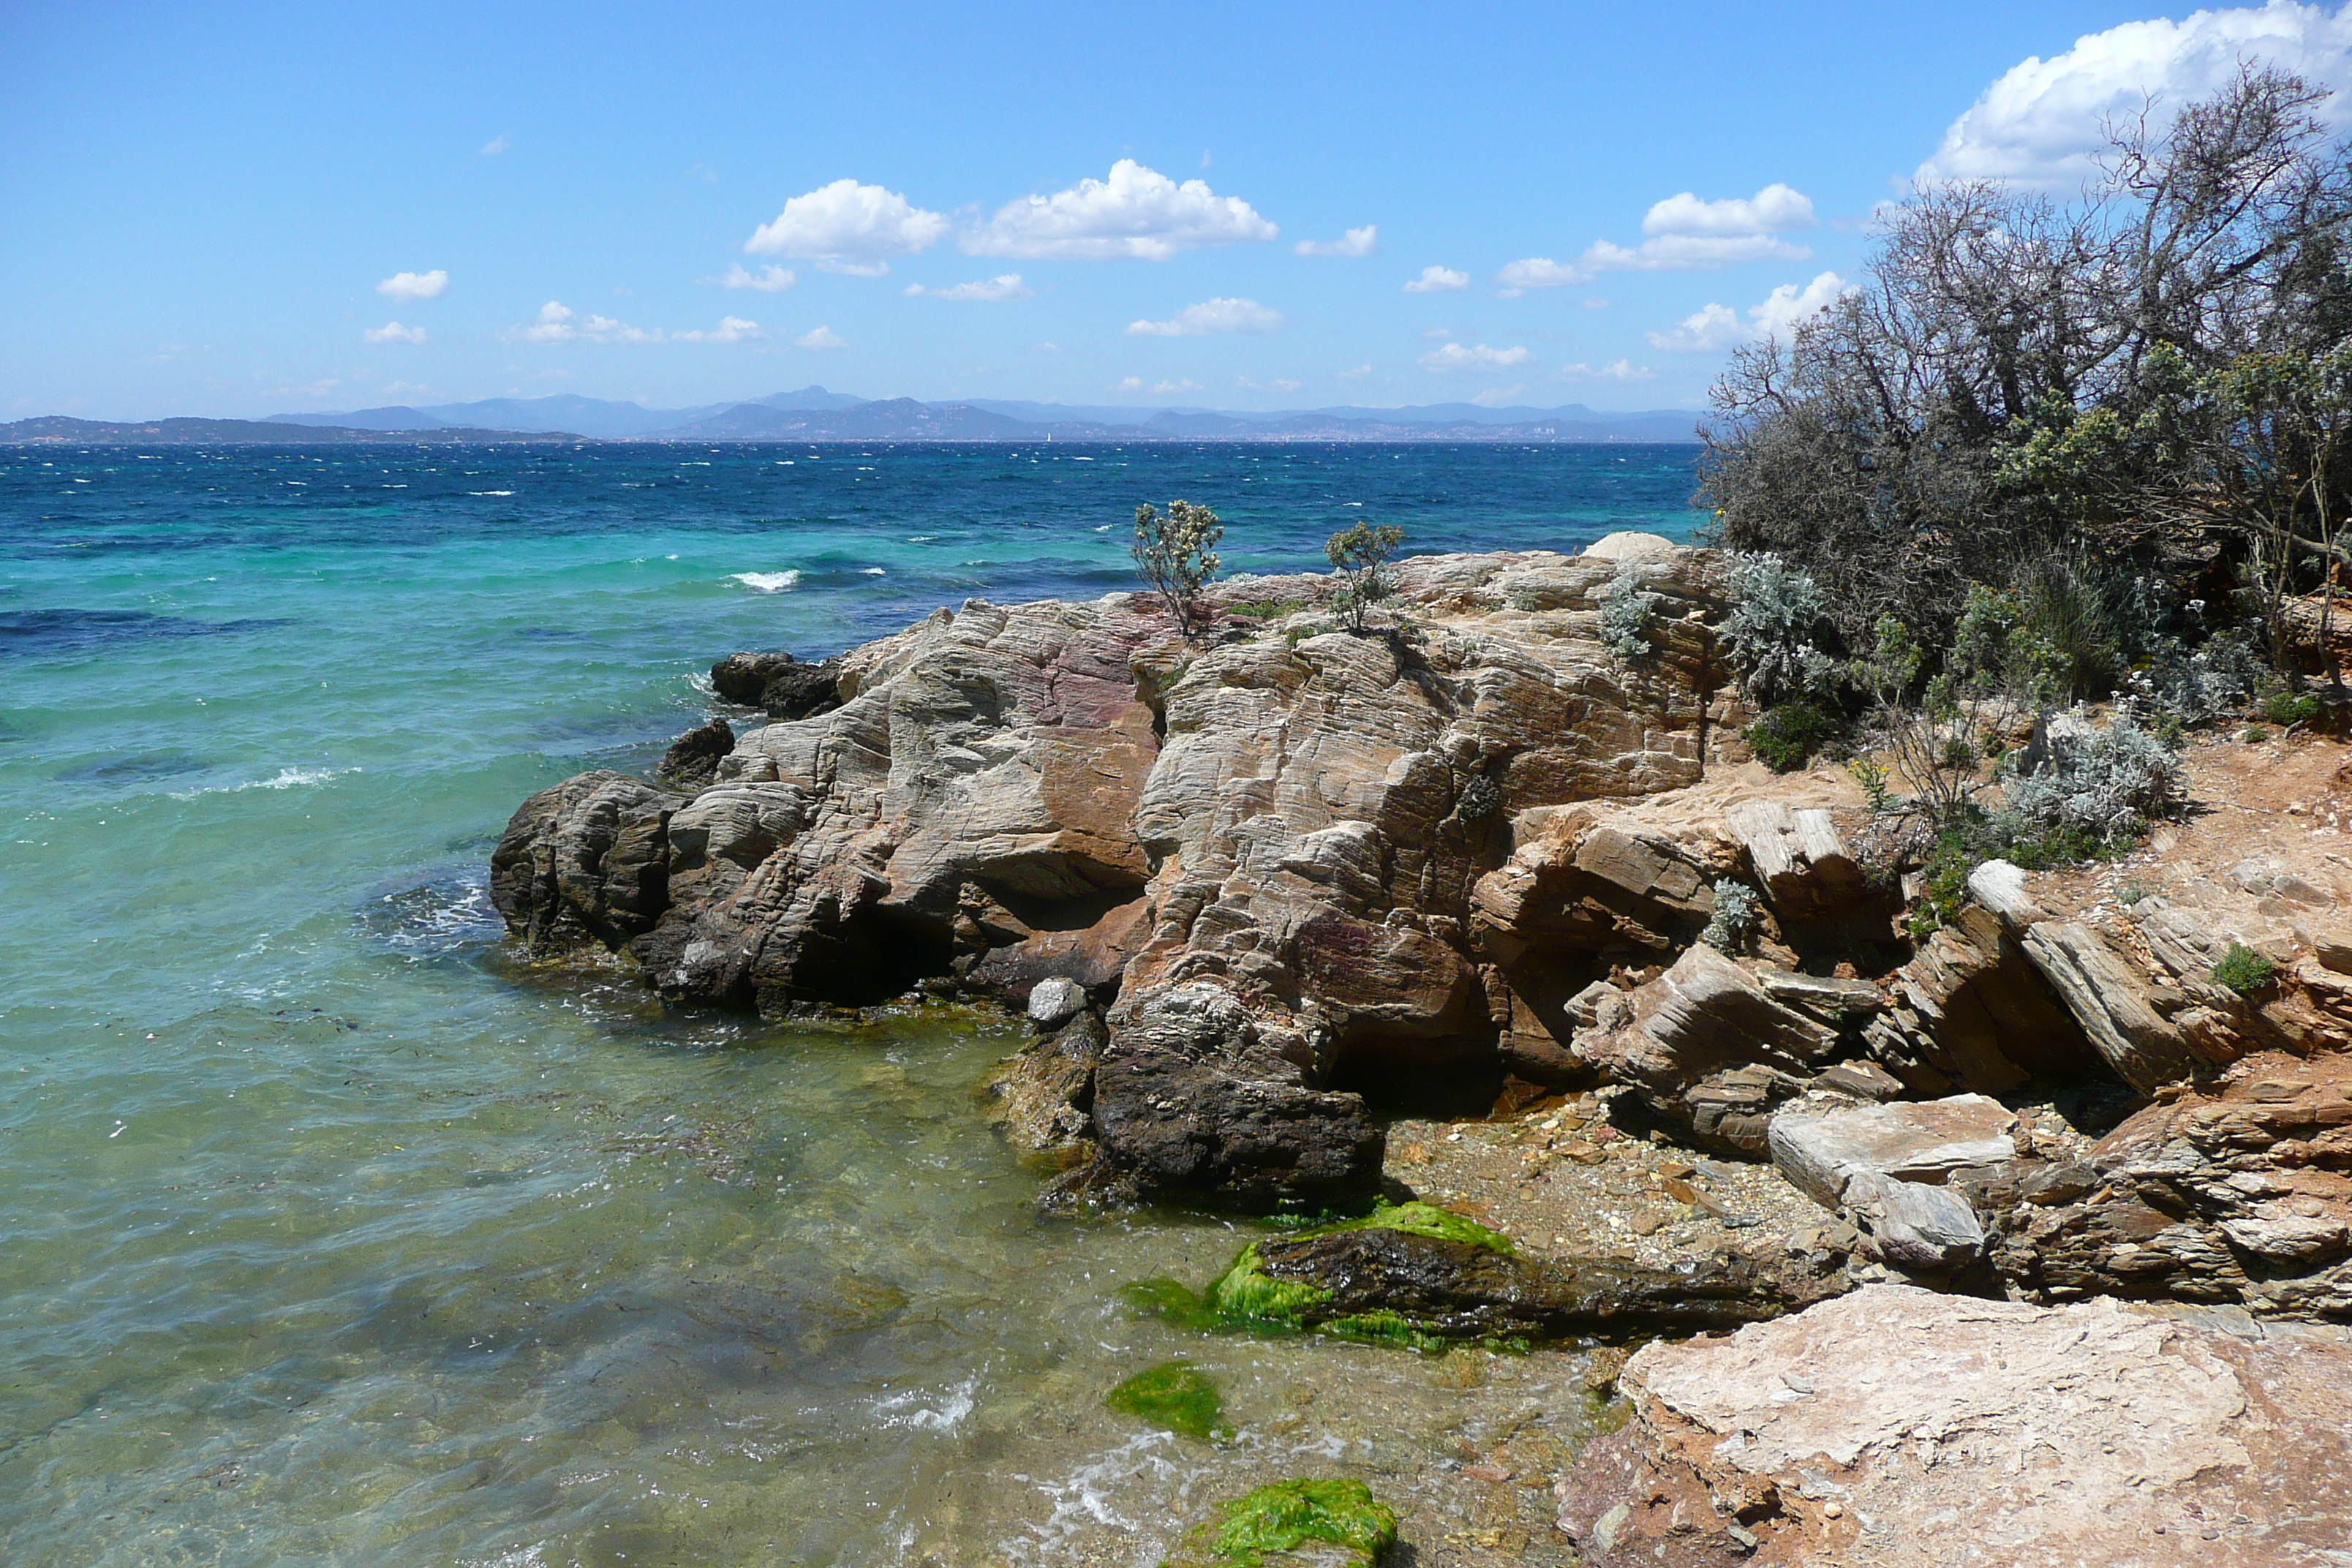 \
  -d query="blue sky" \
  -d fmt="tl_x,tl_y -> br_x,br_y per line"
10,1 -> 2352,420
